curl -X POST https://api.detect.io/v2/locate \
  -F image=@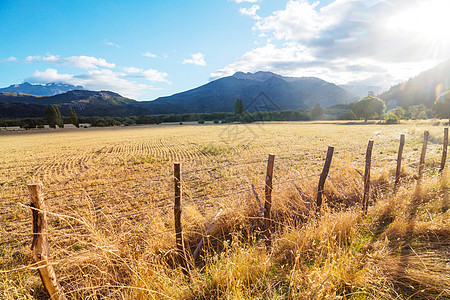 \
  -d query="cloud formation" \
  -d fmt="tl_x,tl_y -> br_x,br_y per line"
25,54 -> 115,69
104,40 -> 121,48
142,52 -> 157,58
28,68 -> 74,83
239,4 -> 261,19
123,67 -> 170,83
183,52 -> 206,66
19,52 -> 172,99
230,0 -> 260,3
27,68 -> 150,98
216,0 -> 450,88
